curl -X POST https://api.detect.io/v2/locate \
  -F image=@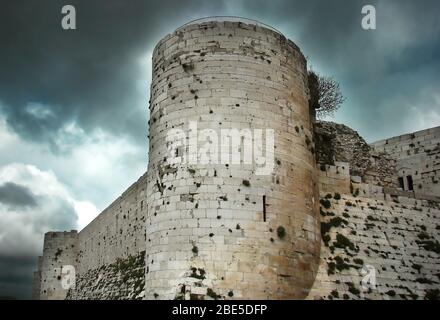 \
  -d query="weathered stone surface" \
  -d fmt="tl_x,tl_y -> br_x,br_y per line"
371,126 -> 440,200
145,20 -> 320,300
38,231 -> 78,300
35,173 -> 148,300
32,18 -> 440,300
308,191 -> 440,300
315,121 -> 396,187
309,163 -> 440,300
66,251 -> 145,300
